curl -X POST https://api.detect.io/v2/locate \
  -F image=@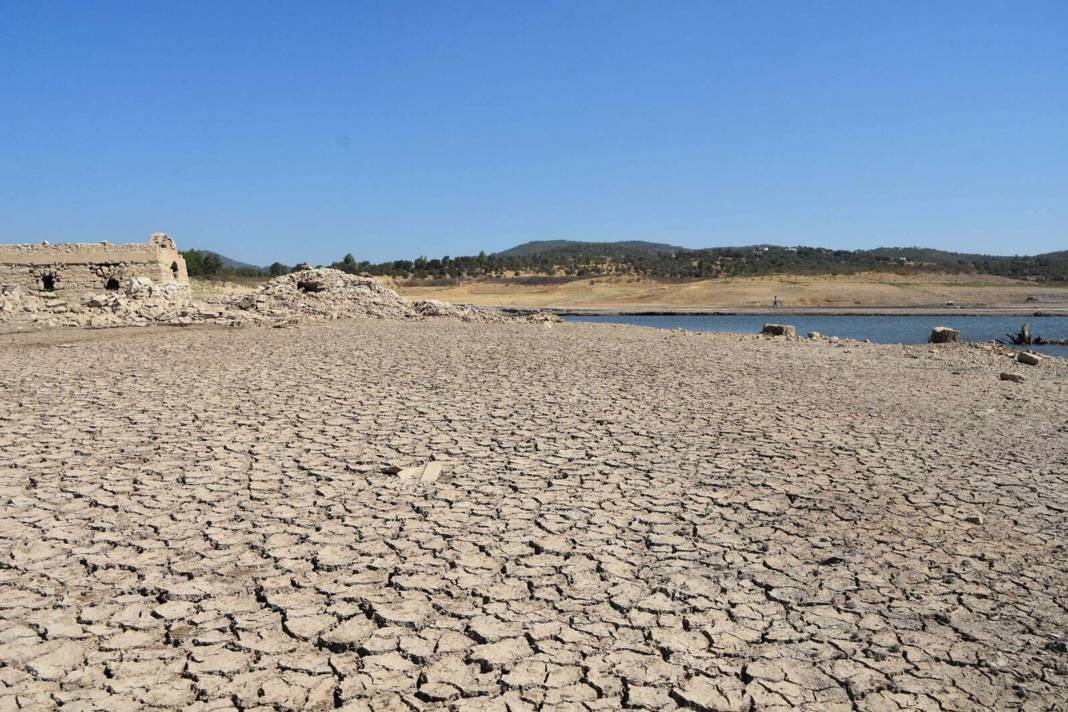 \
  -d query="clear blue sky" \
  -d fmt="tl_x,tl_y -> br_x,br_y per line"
2,1 -> 1065,265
